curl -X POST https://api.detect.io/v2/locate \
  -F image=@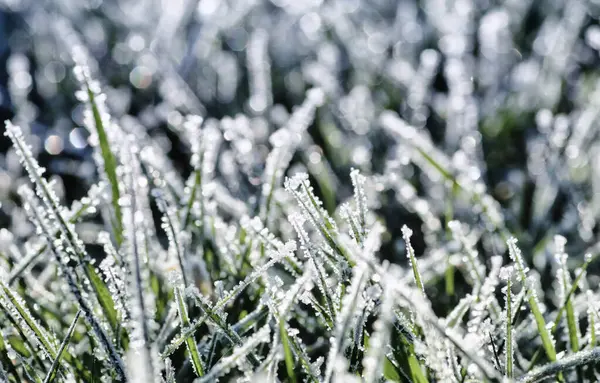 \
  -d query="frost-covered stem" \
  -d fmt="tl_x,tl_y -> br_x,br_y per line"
468,255 -> 502,331
381,112 -> 509,241
0,280 -> 58,360
52,234 -> 127,380
261,89 -> 324,223
155,191 -> 189,287
166,216 -> 187,286
554,253 -> 594,332
505,272 -> 514,378
341,203 -> 363,246
165,359 -> 176,383
43,310 -> 81,383
396,279 -> 500,380
527,253 -> 597,370
183,169 -> 202,230
5,121 -> 120,333
324,263 -> 368,382
285,173 -> 353,265
350,168 -> 368,237
156,305 -> 178,351
402,225 -> 424,293
448,221 -> 484,285
507,237 -> 556,362
290,213 -> 337,322
214,248 -> 291,310
174,286 -> 204,377
73,60 -> 124,245
518,347 -> 600,383
161,251 -> 288,359
189,289 -> 262,368
267,267 -> 315,382
8,187 -> 102,285
19,185 -> 126,380
429,317 -> 500,380
445,294 -> 474,328
196,326 -> 270,383
121,143 -> 157,382
362,267 -> 399,383
587,291 -> 599,349
555,236 -> 580,353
